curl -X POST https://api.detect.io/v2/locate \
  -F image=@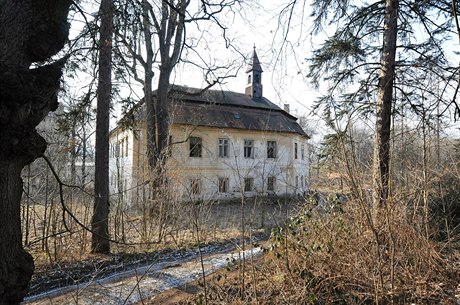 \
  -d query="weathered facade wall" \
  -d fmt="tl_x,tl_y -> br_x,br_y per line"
109,123 -> 309,205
